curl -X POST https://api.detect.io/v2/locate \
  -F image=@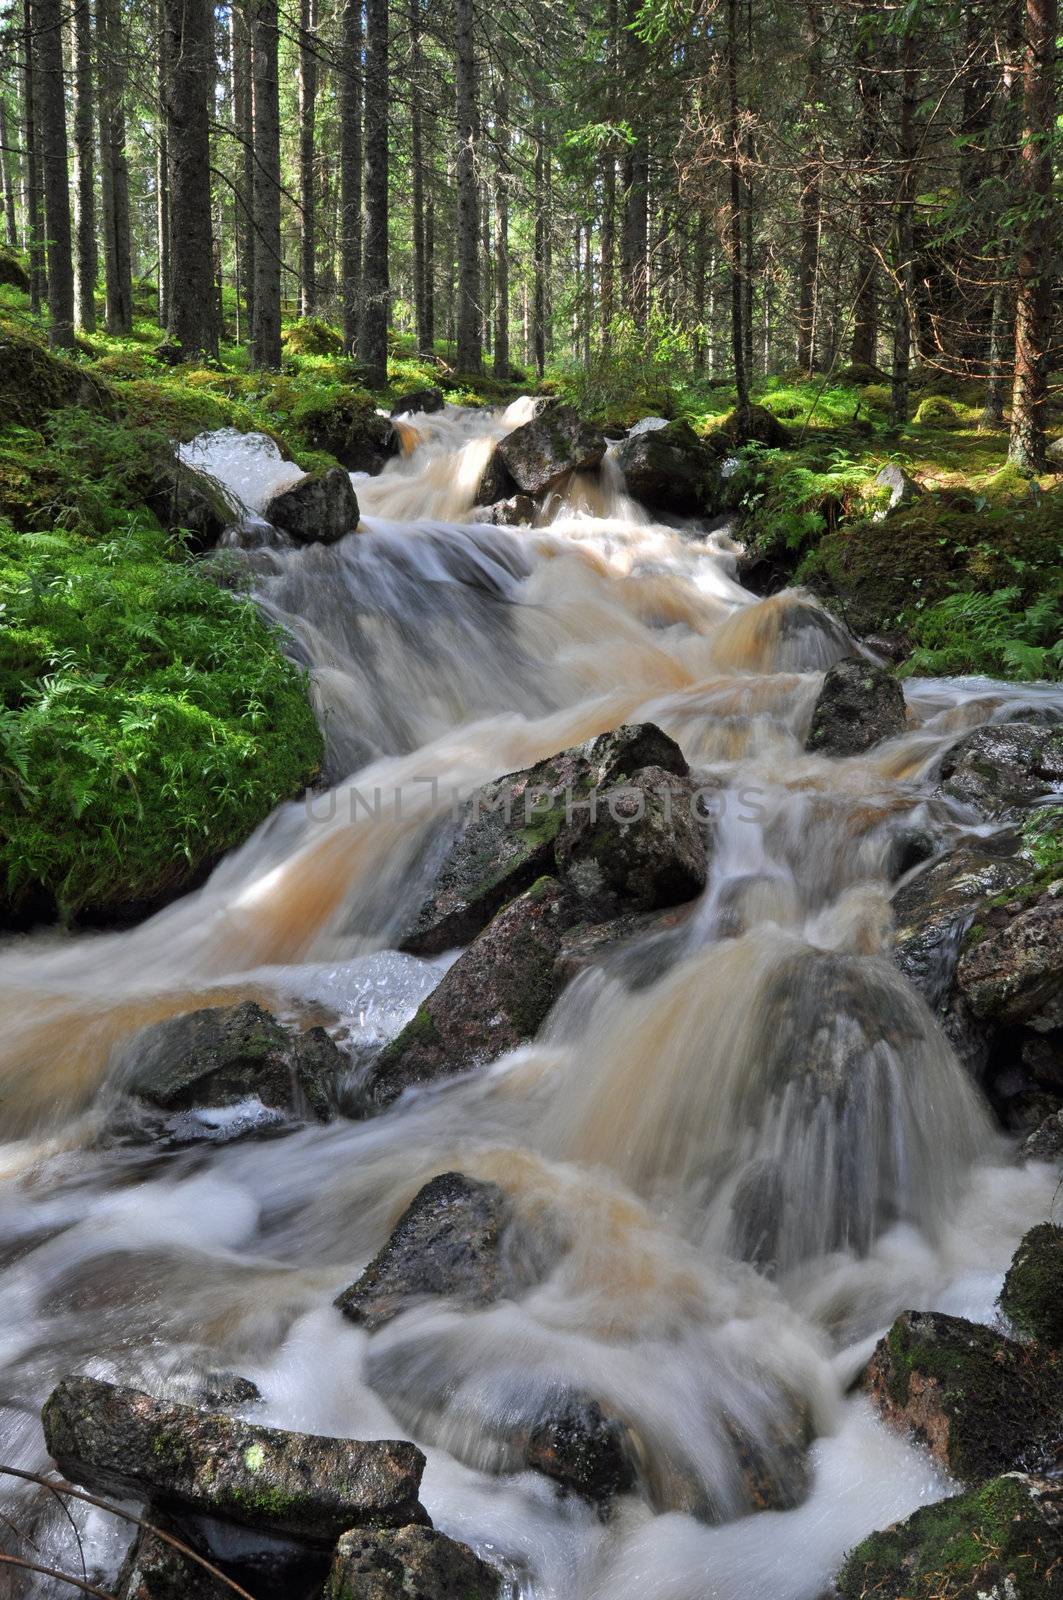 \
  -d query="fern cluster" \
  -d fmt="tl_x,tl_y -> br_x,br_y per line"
0,518 -> 322,923
903,586 -> 1063,681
